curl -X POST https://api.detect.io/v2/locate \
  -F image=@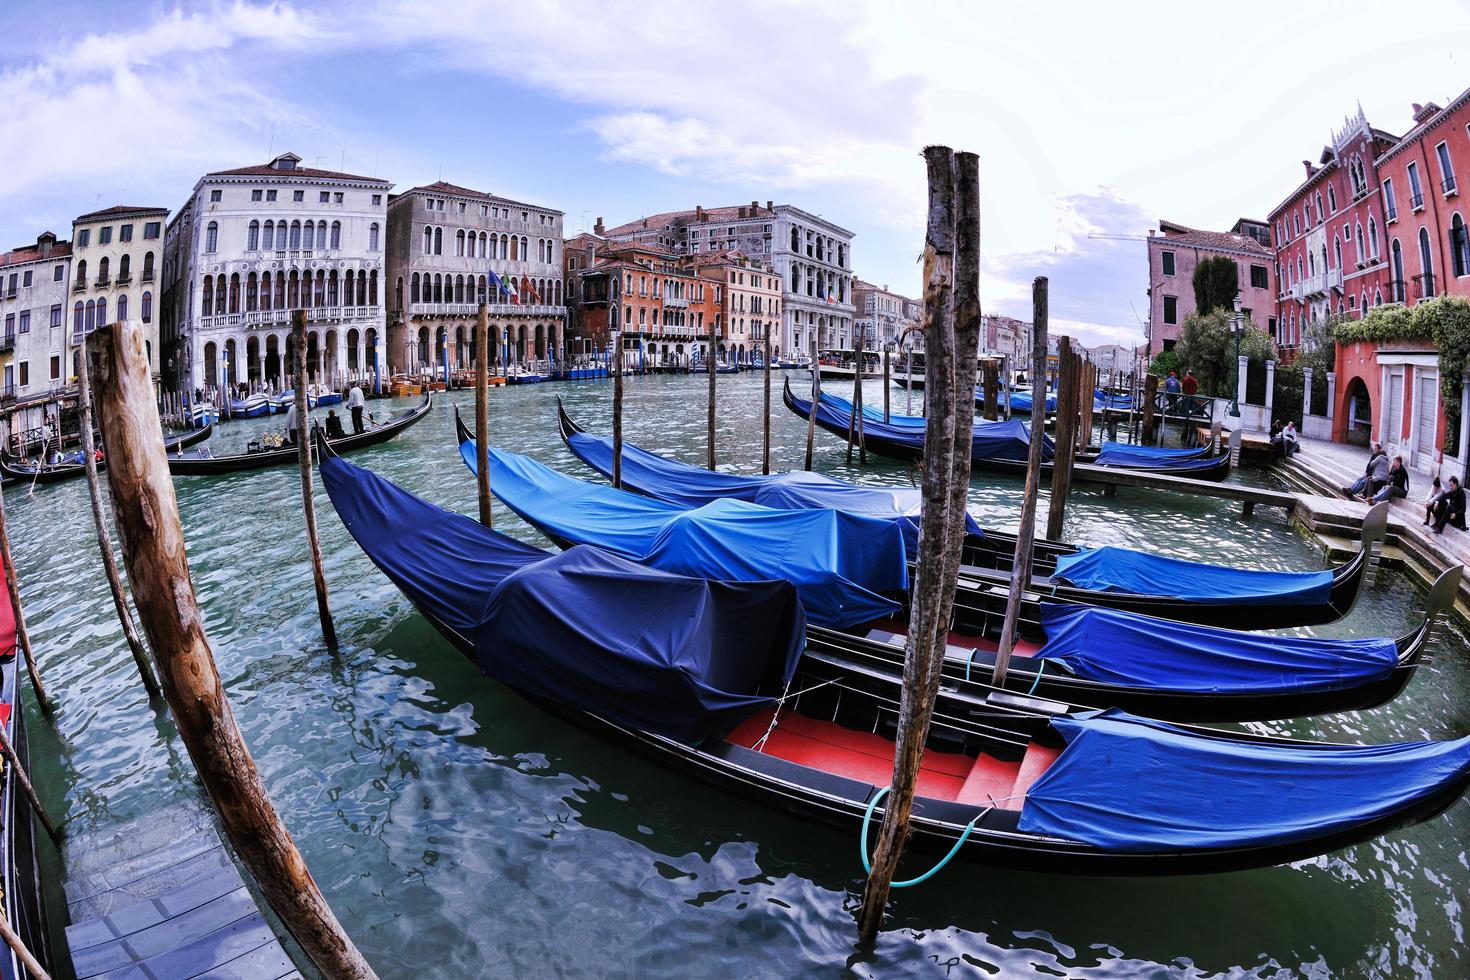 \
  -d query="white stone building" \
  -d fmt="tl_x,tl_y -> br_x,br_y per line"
1,231 -> 72,449
160,152 -> 392,394
852,279 -> 920,349
385,181 -> 566,374
598,201 -> 855,357
71,205 -> 168,378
